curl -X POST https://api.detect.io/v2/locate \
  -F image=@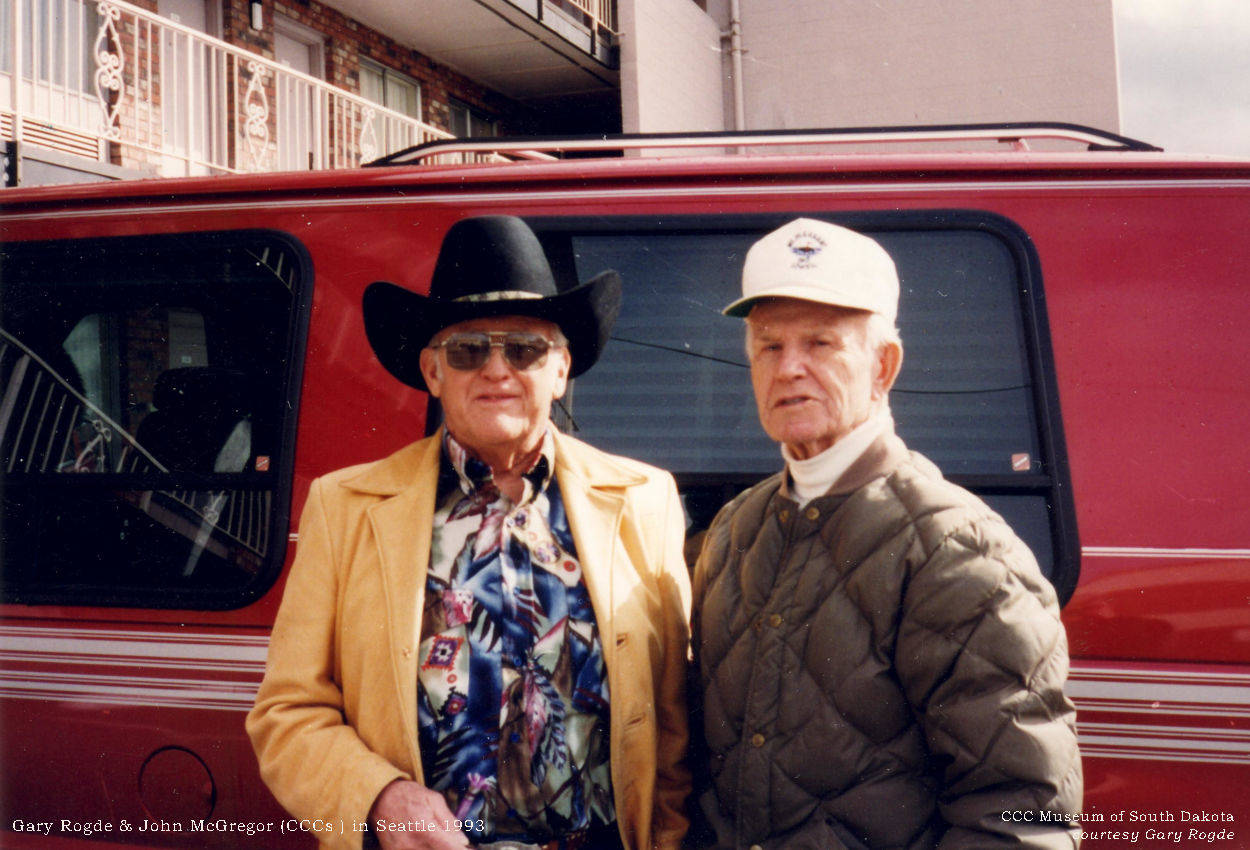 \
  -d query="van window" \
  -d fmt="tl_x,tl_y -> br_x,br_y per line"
1,231 -> 308,608
535,213 -> 1075,593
